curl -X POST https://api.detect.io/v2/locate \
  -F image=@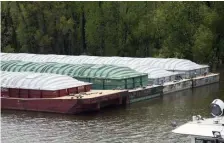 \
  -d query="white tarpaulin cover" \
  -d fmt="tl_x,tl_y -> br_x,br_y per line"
1,52 -> 209,81
1,71 -> 91,90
